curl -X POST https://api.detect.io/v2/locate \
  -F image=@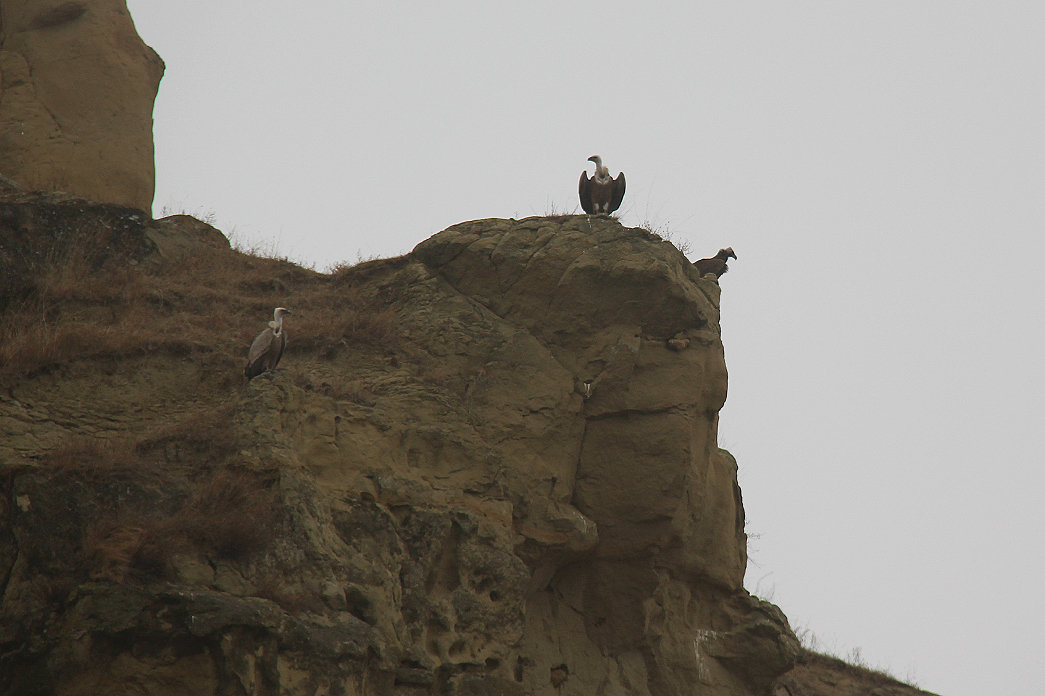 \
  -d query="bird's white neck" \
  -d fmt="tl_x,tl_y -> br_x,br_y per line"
591,159 -> 611,182
269,316 -> 283,335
